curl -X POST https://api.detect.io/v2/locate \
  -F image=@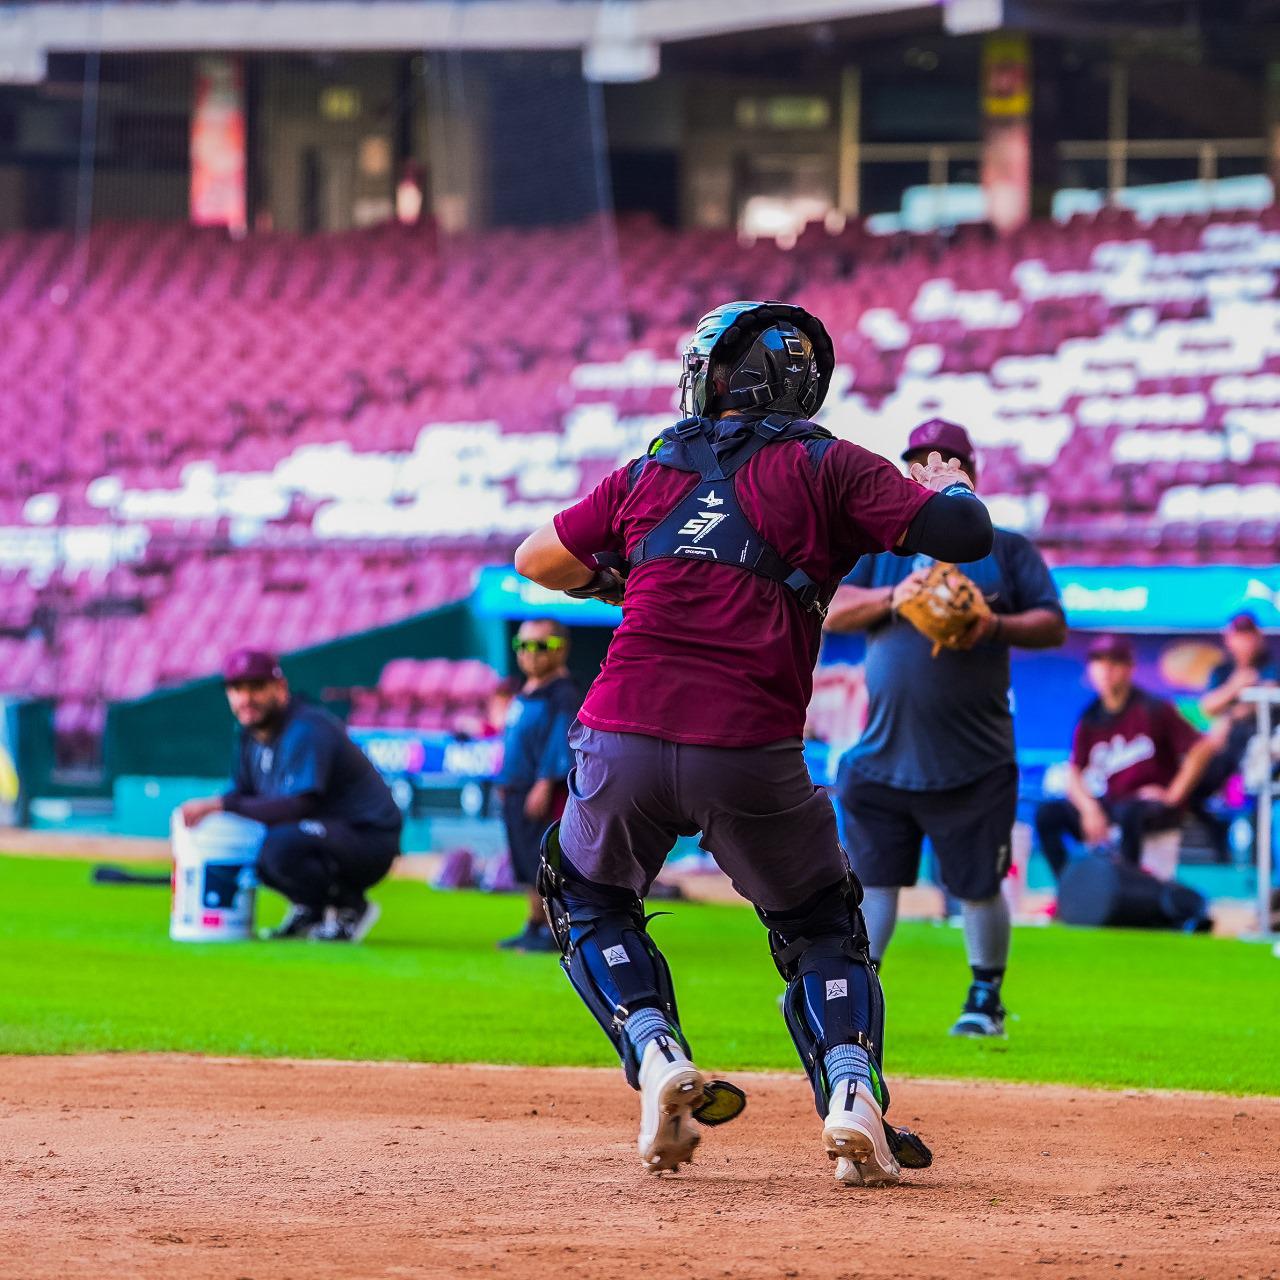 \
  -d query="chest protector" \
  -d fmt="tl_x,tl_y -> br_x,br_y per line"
625,414 -> 837,616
